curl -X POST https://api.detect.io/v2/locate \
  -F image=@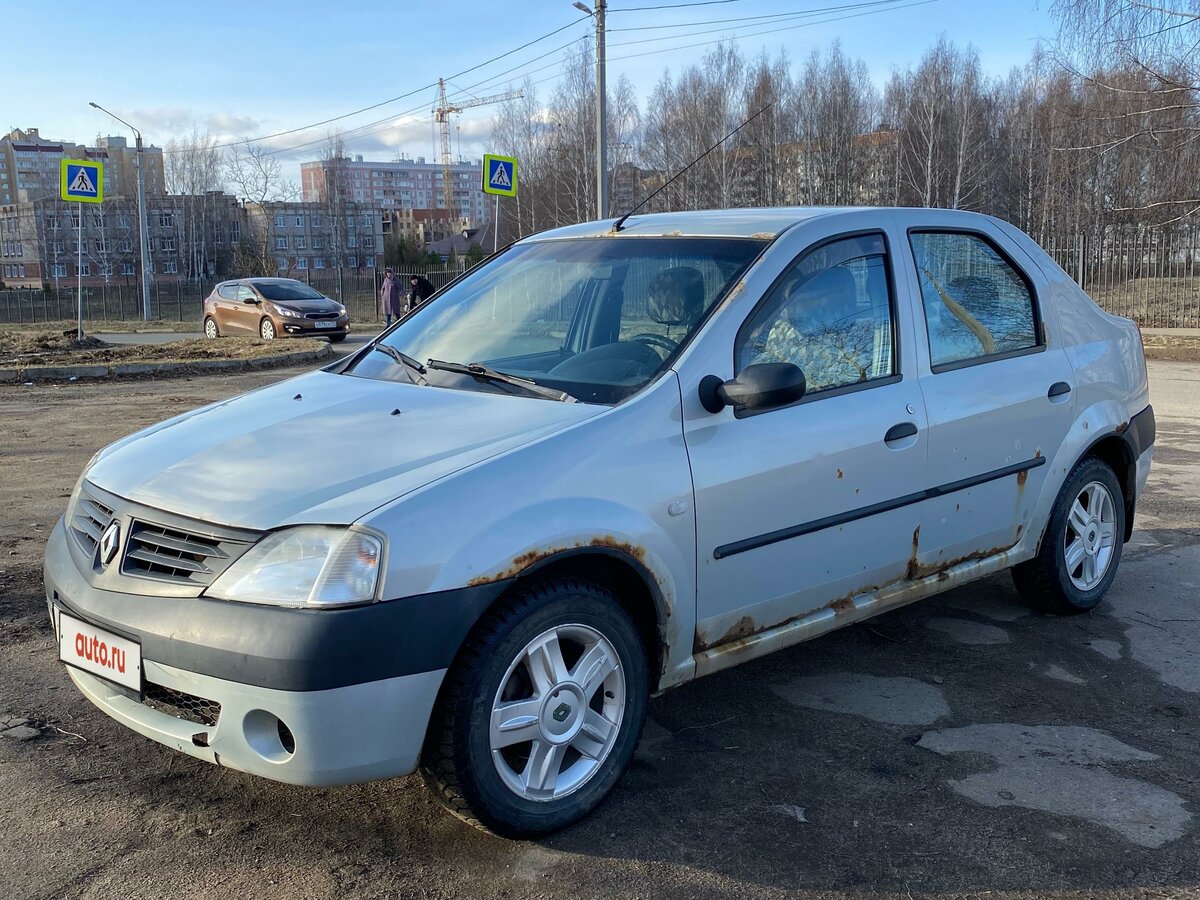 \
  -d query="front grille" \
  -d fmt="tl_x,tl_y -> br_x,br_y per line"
143,682 -> 221,727
71,488 -> 115,555
305,311 -> 339,320
122,520 -> 243,586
